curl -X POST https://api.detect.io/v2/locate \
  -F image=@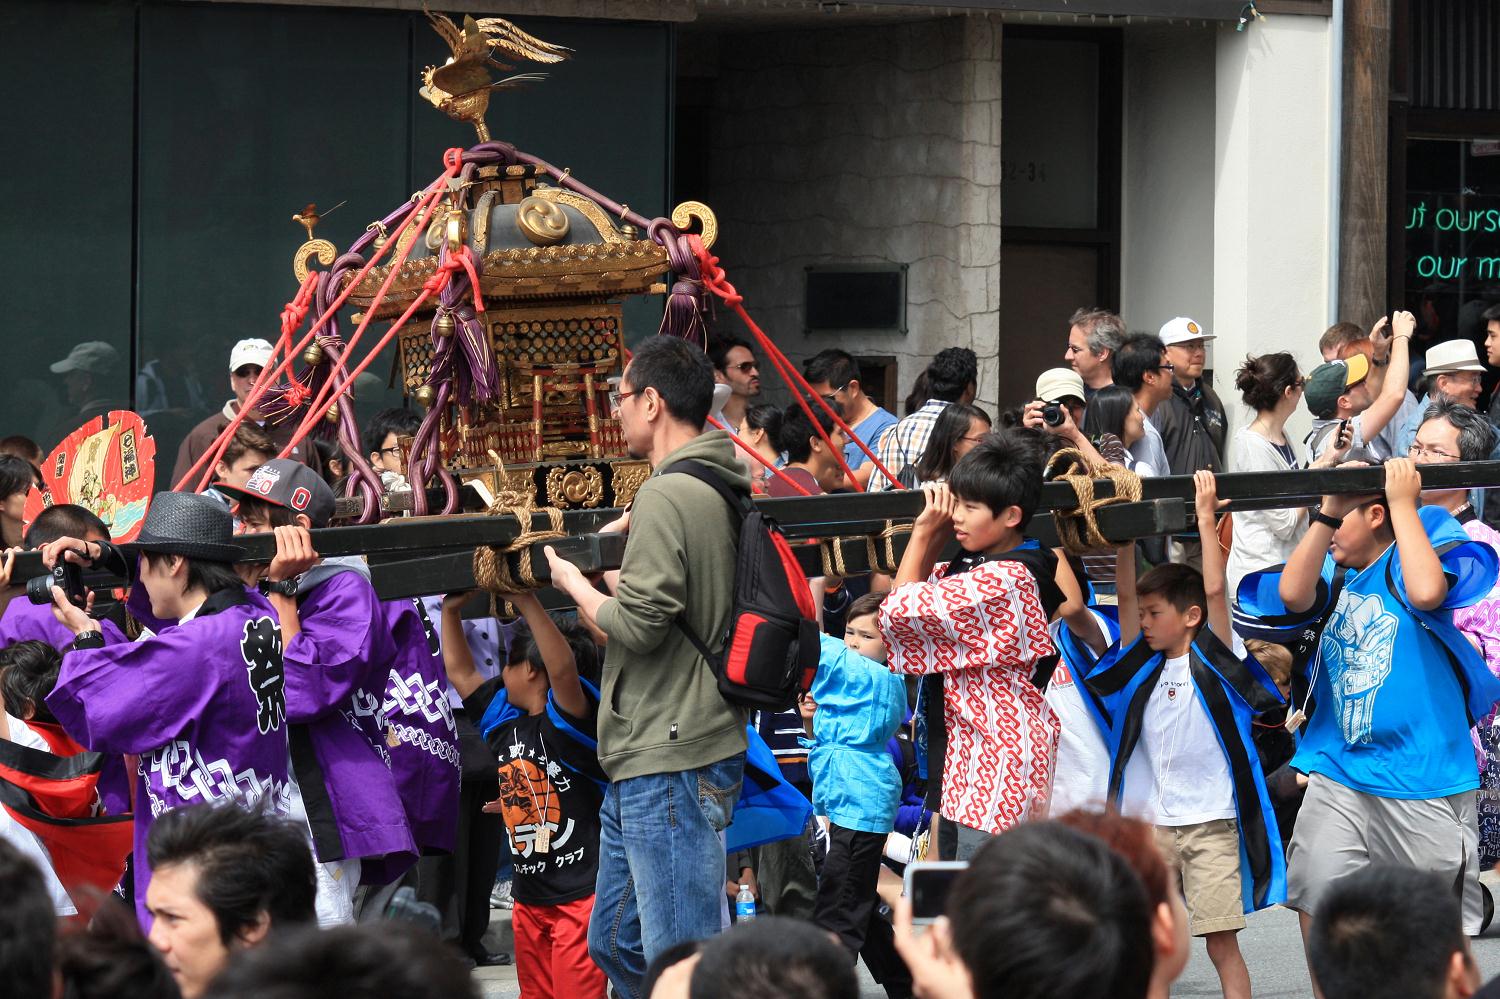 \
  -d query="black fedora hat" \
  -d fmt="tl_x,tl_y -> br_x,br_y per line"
122,492 -> 245,563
